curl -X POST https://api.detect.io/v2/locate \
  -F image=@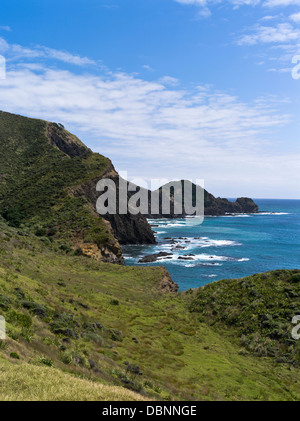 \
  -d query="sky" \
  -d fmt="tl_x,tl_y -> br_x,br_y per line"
0,0 -> 300,198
